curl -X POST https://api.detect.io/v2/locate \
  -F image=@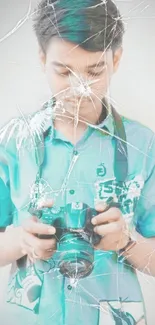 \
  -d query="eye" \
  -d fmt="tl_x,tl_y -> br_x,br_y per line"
60,71 -> 71,77
88,71 -> 103,77
55,69 -> 71,77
